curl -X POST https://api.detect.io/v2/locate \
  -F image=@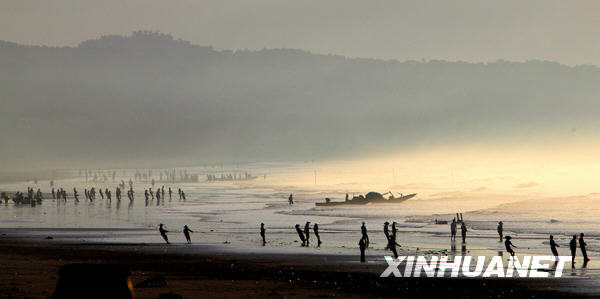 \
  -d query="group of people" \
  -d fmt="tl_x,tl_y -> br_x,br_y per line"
158,223 -> 194,244
449,218 -> 468,243
1,184 -> 187,208
294,222 -> 322,246
153,207 -> 593,267
456,220 -> 591,266
2,188 -> 44,205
